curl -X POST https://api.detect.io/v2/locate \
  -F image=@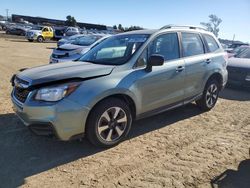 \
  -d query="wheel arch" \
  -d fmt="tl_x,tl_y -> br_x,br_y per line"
205,72 -> 223,90
89,93 -> 136,120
